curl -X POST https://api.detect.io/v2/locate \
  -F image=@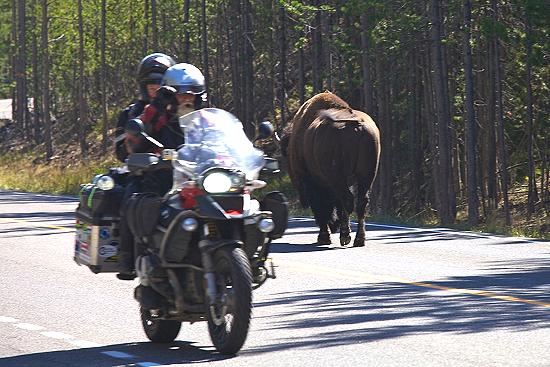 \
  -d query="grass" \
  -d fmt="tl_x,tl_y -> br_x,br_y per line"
0,153 -> 118,196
